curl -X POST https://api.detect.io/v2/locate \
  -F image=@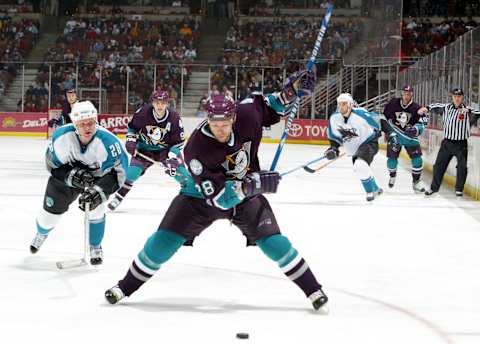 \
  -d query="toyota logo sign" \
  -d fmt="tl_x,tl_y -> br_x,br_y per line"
288,123 -> 303,137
